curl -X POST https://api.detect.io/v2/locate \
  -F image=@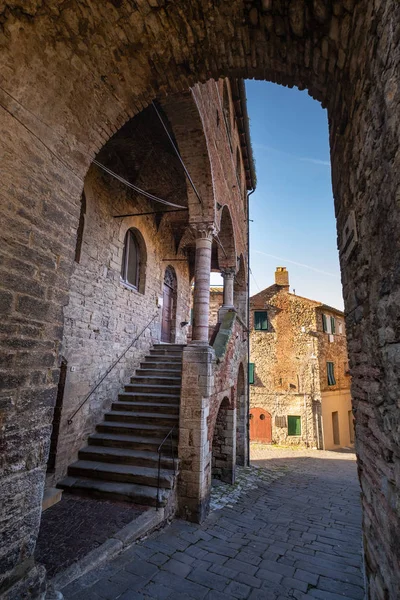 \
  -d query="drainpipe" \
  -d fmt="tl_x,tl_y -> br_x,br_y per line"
246,188 -> 255,466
